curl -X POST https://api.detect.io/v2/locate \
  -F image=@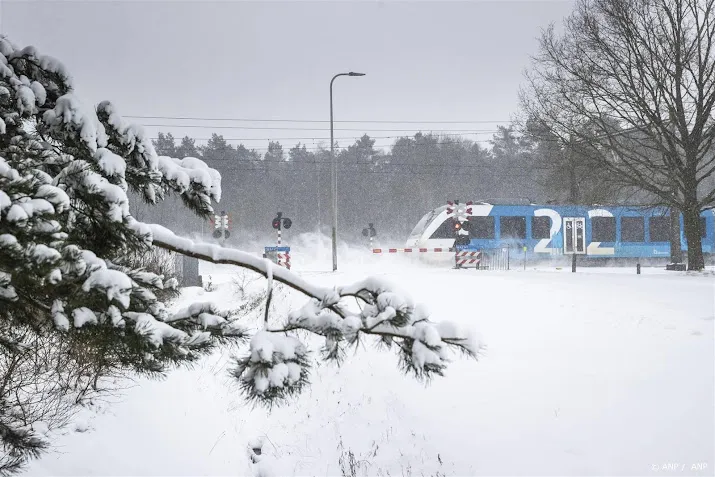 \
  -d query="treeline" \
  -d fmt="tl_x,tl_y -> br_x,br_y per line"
140,126 -> 620,244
